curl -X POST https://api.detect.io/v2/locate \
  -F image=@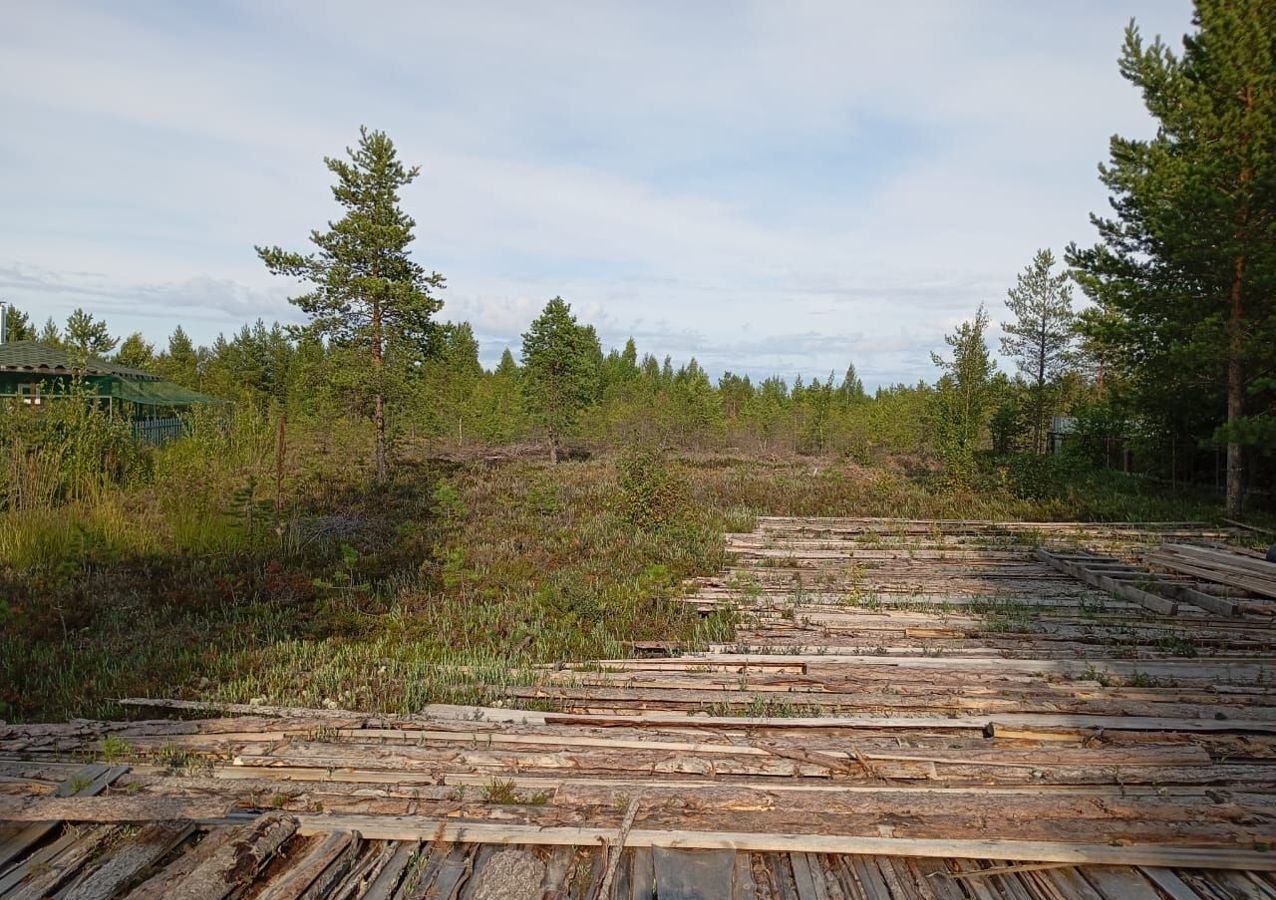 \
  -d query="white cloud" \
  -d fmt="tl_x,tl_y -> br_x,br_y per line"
0,0 -> 1195,387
